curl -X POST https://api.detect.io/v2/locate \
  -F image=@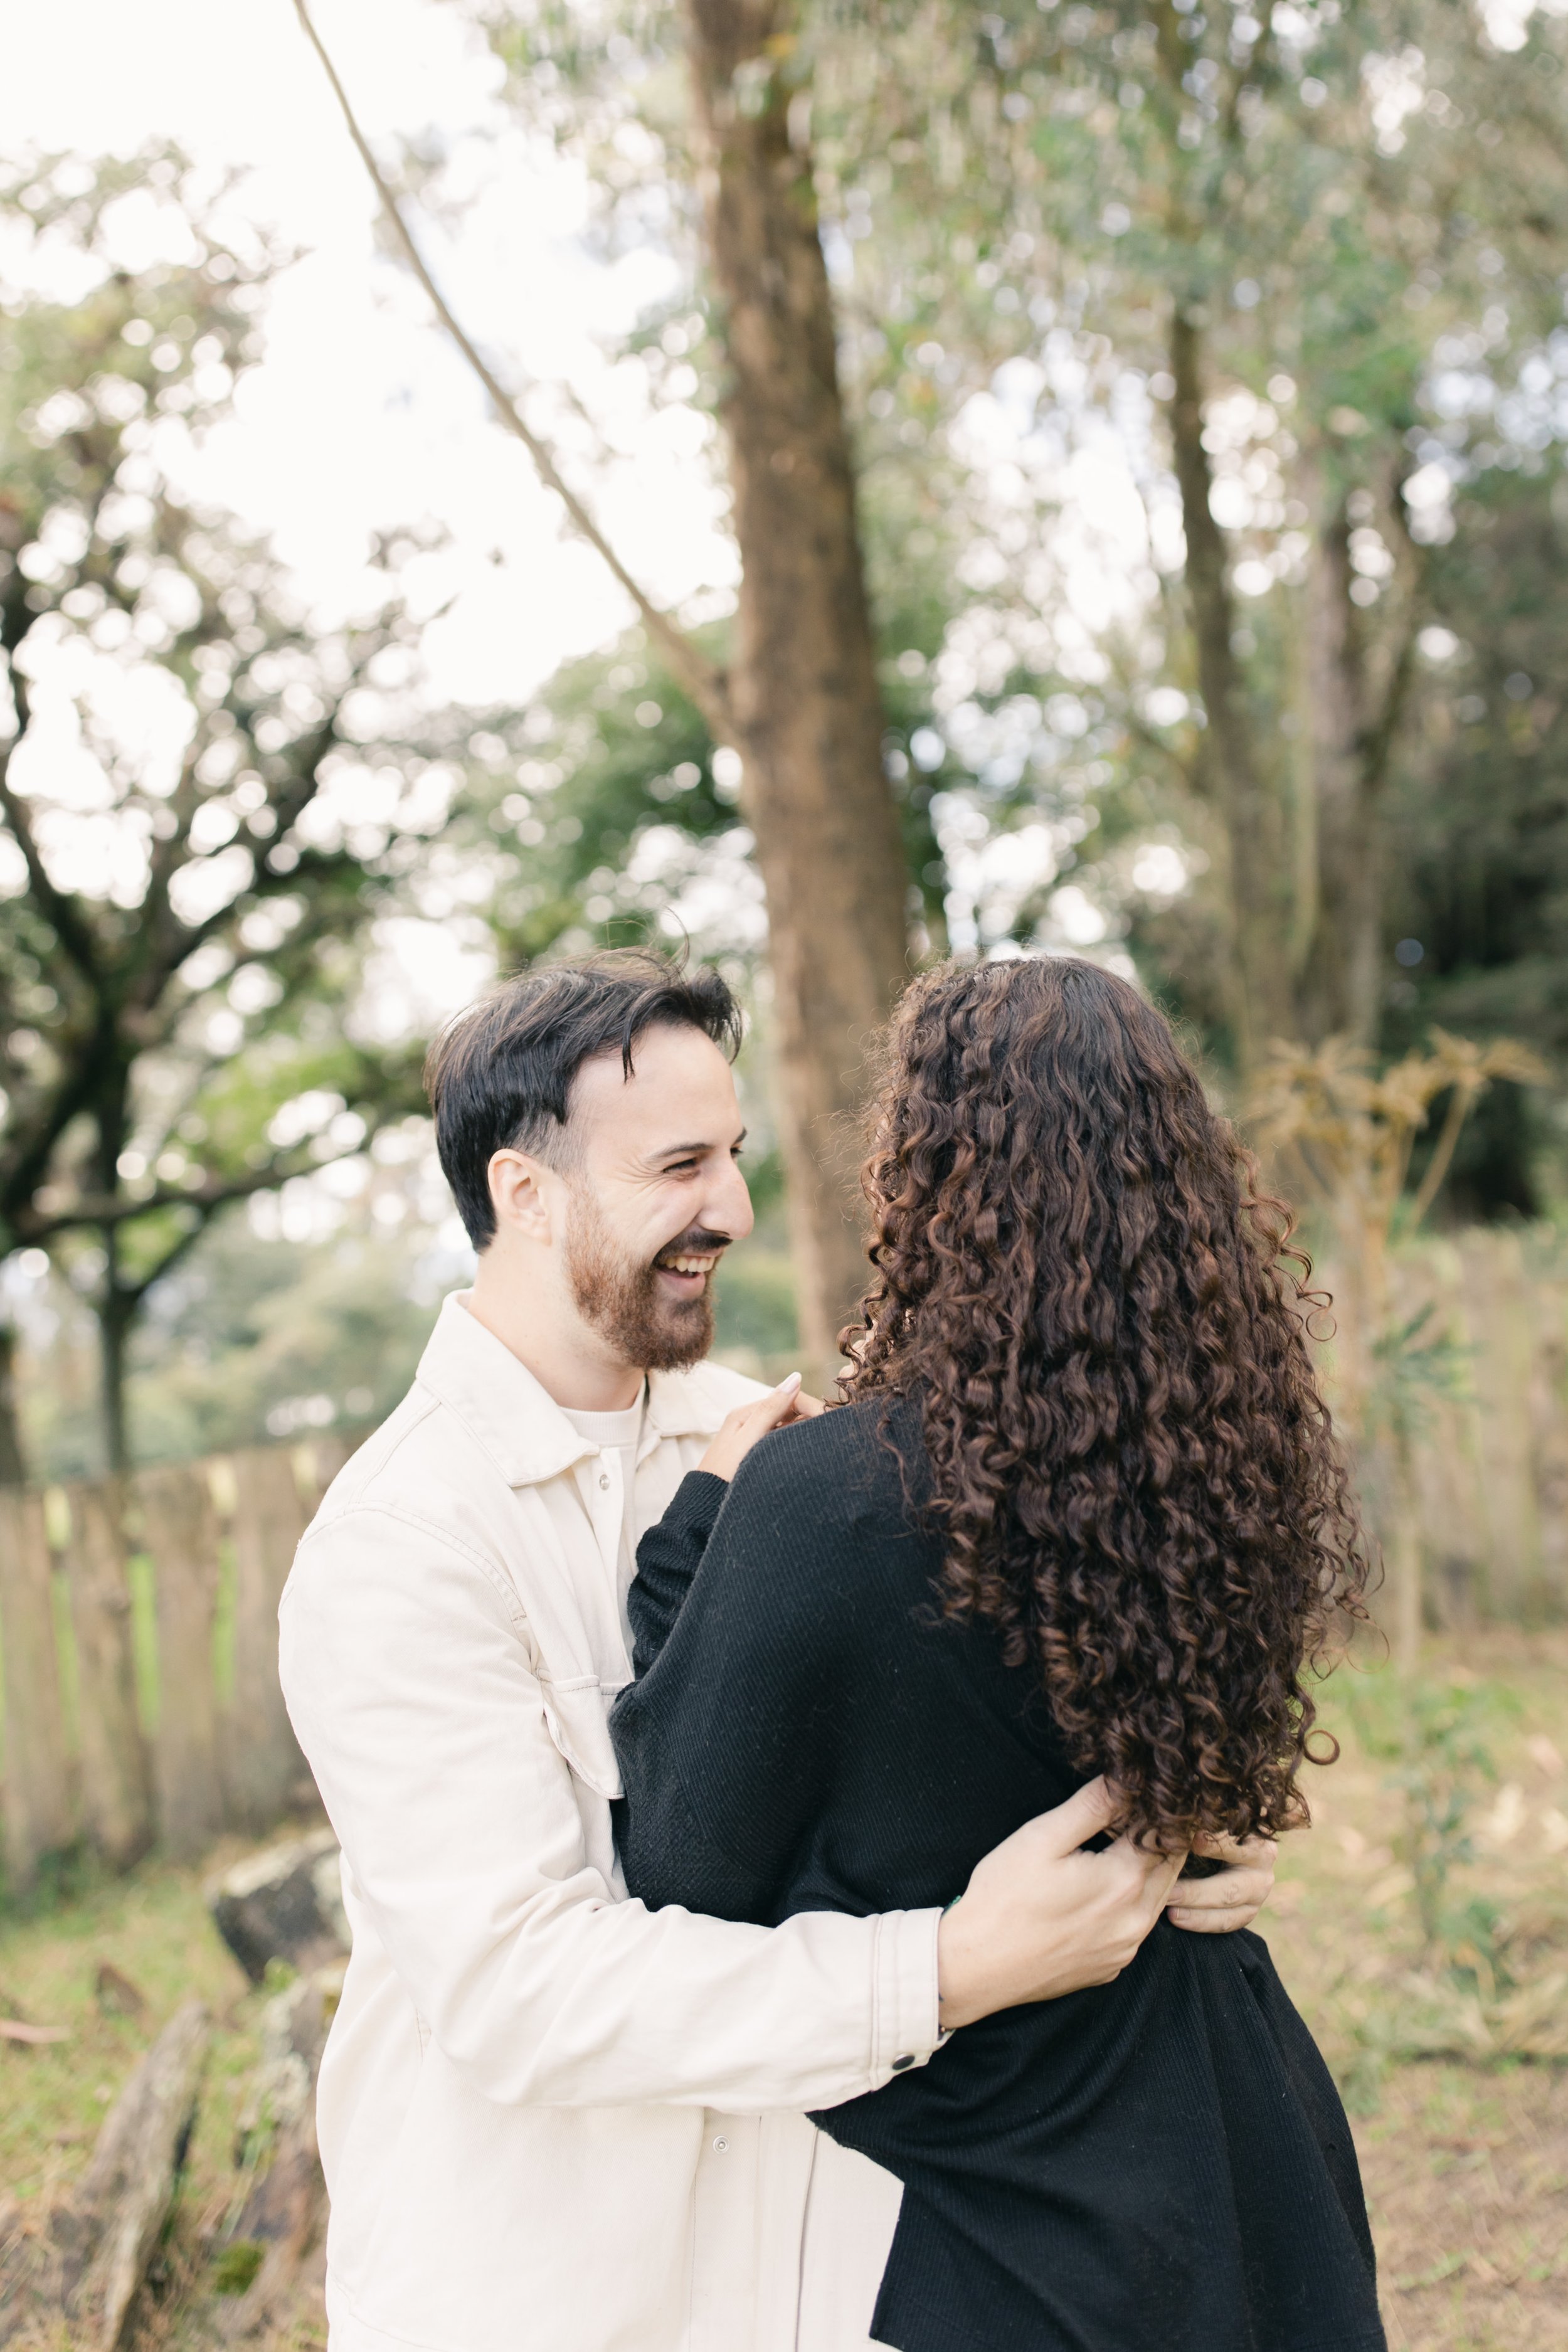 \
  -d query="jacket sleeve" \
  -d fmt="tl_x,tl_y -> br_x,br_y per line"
612,1436 -> 866,1930
627,1469 -> 728,1676
280,1498 -> 940,2114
